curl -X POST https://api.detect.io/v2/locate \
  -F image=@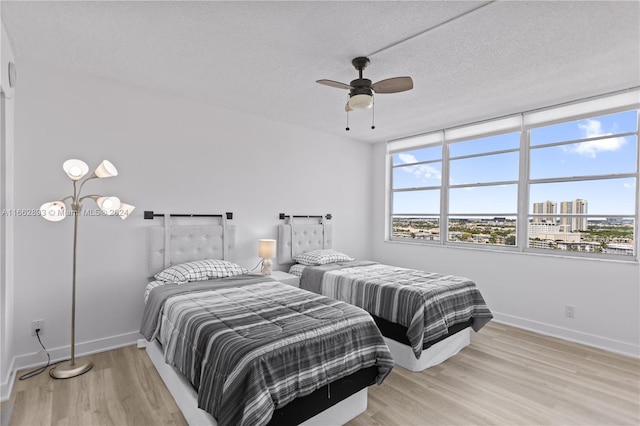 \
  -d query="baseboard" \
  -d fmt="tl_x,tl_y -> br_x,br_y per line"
1,330 -> 140,402
491,312 -> 640,359
0,358 -> 16,402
